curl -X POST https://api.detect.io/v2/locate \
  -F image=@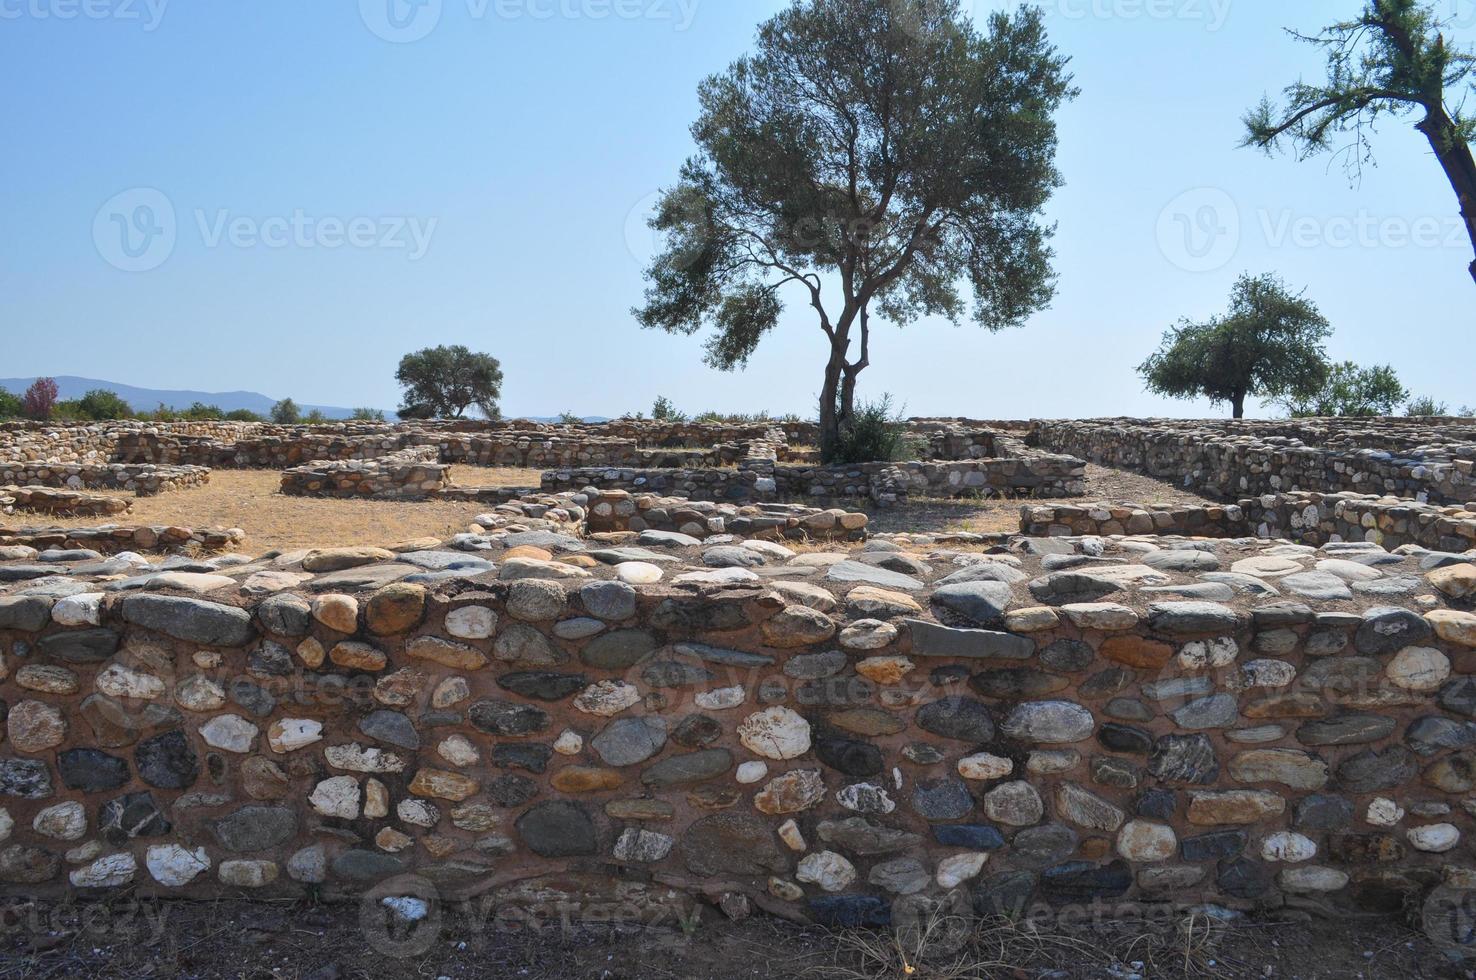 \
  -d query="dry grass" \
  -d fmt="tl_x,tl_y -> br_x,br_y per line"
13,466 -> 544,554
